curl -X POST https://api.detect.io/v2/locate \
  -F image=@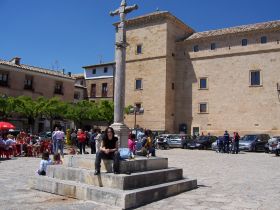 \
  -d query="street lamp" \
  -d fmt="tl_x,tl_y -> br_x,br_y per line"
129,106 -> 144,129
